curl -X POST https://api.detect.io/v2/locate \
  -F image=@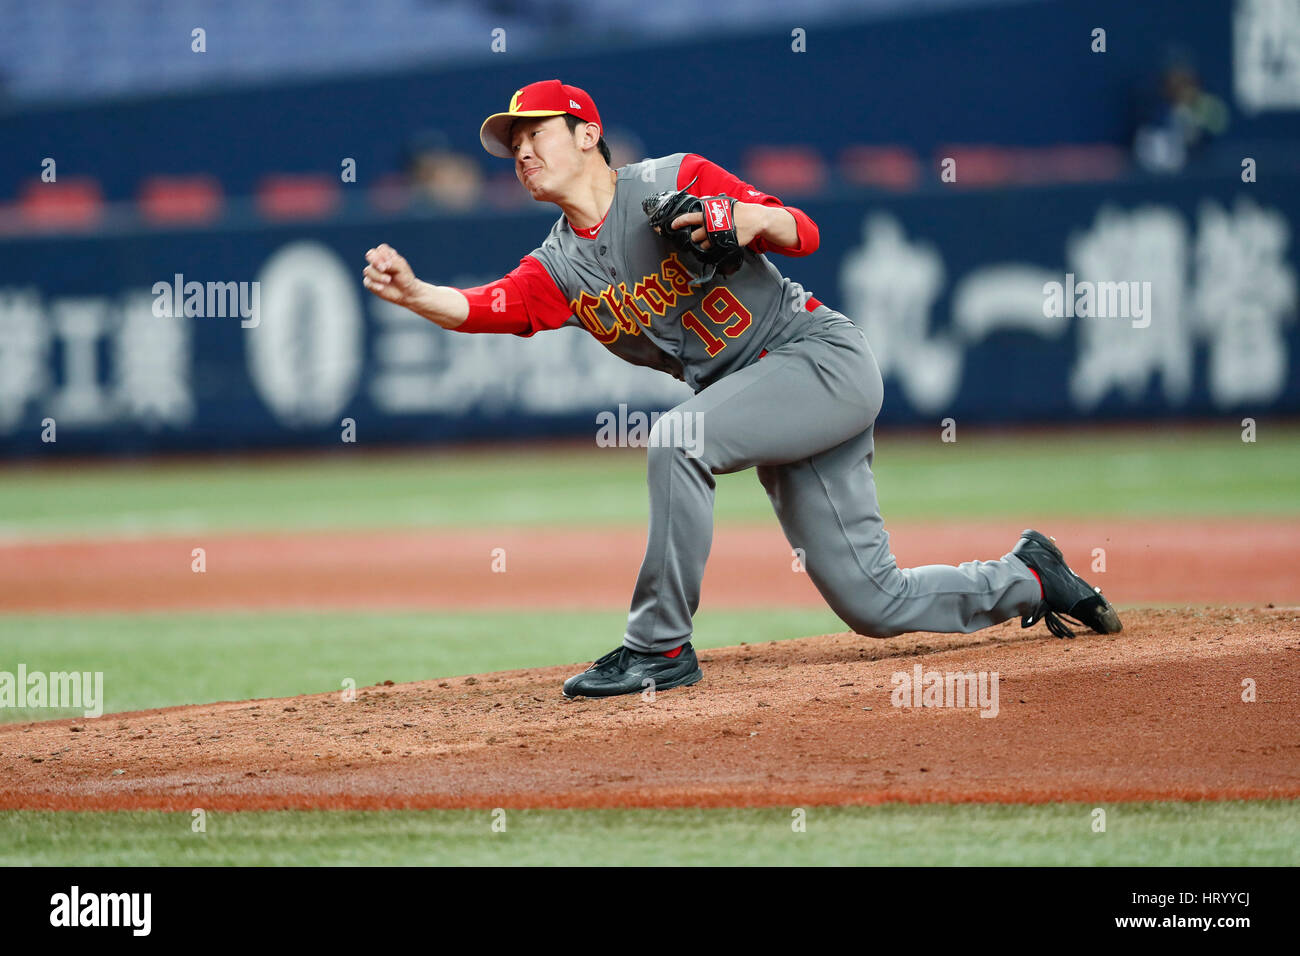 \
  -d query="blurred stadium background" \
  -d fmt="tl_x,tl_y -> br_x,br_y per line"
0,0 -> 1295,459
